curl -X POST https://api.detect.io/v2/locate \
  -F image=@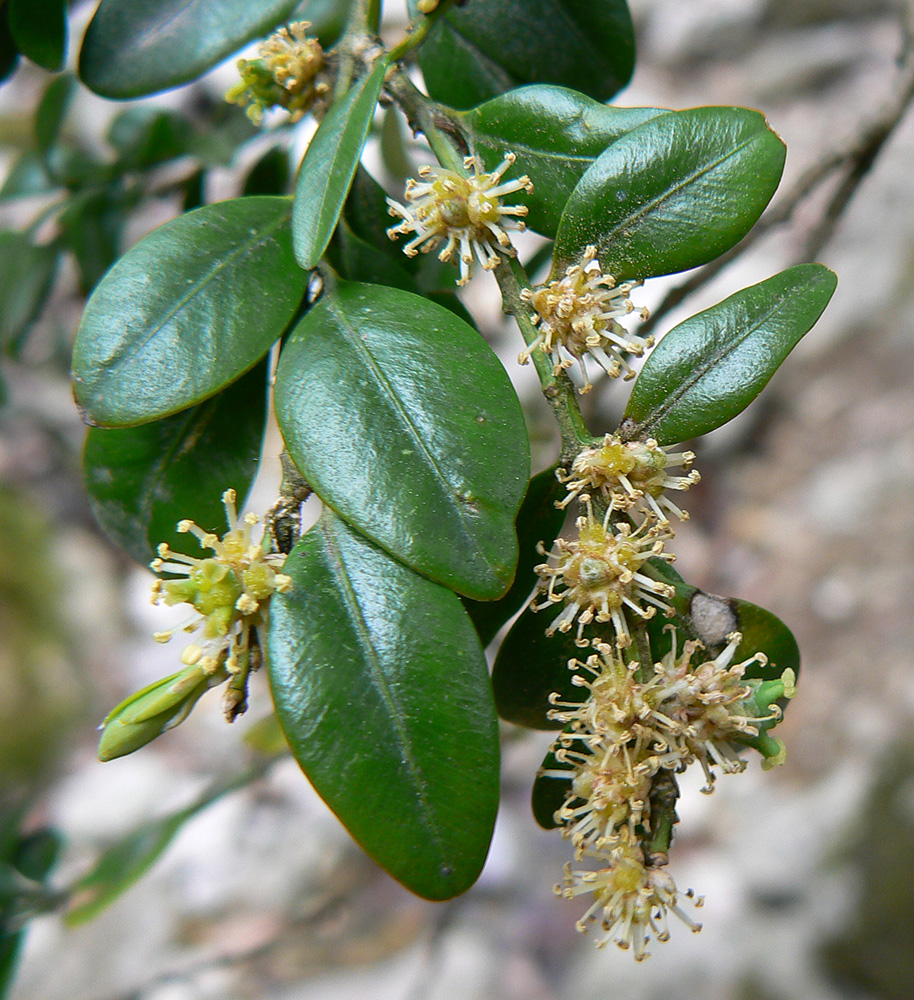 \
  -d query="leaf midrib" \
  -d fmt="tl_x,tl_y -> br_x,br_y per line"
319,517 -> 450,869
